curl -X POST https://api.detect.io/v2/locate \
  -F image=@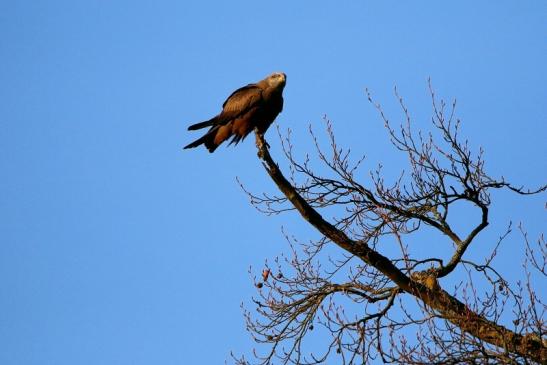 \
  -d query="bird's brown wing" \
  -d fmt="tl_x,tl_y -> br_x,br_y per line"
218,84 -> 264,122
187,84 -> 263,131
